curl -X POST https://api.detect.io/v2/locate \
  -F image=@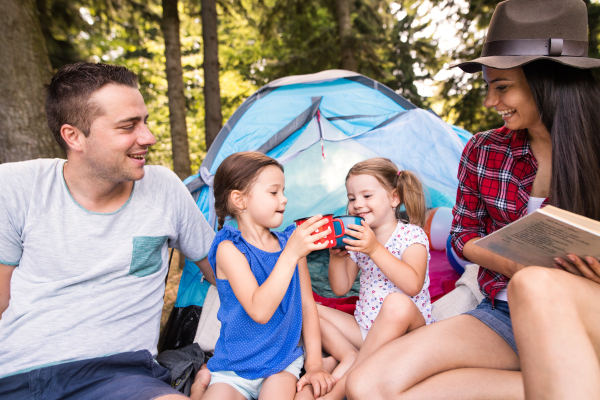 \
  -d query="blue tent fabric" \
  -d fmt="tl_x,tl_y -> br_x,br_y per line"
177,70 -> 471,308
